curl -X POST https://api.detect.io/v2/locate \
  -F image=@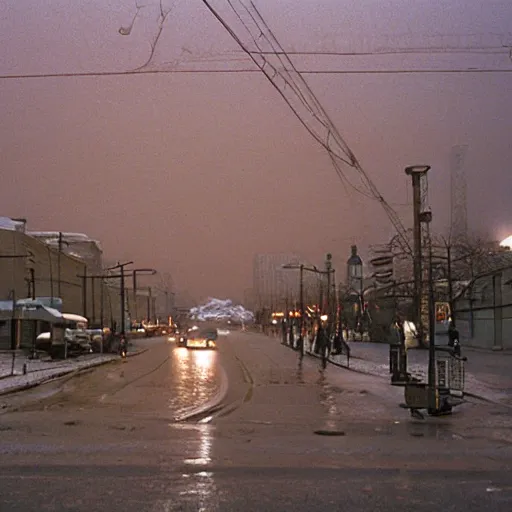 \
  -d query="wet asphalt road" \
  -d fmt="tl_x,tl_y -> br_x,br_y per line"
0,332 -> 511,511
